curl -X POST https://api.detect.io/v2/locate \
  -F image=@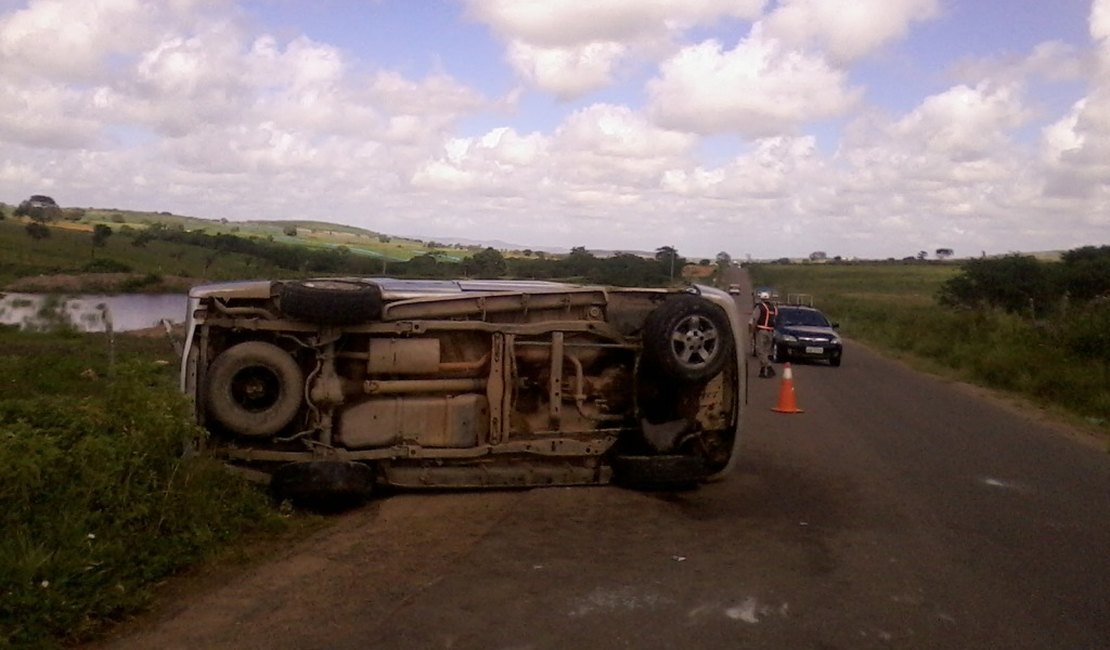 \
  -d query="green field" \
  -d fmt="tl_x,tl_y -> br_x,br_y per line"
751,262 -> 1110,435
0,207 -> 475,289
